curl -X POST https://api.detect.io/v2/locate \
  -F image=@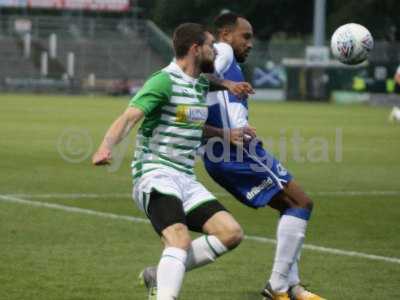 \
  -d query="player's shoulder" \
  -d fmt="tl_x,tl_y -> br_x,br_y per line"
139,70 -> 173,96
215,42 -> 234,60
148,69 -> 171,81
145,70 -> 172,87
214,42 -> 234,75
